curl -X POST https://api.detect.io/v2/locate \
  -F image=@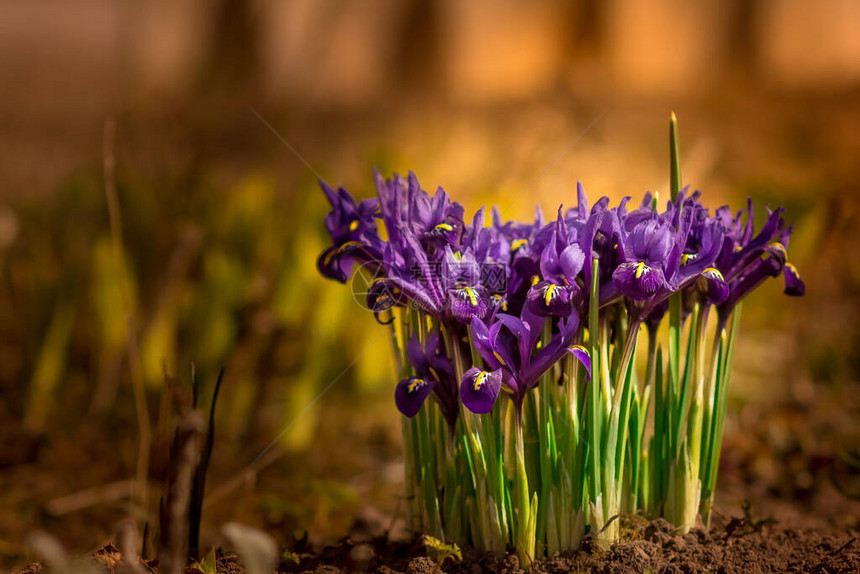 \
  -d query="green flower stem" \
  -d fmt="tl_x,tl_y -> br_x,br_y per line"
599,315 -> 613,418
514,409 -> 536,568
666,303 -> 706,532
607,321 -> 639,484
586,257 -> 603,511
666,114 -> 684,504
534,321 -> 558,554
447,324 -> 508,553
649,334 -> 666,515
674,304 -> 700,460
687,304 -> 710,479
563,354 -> 581,449
596,318 -> 638,543
698,311 -> 724,484
701,305 -> 742,525
555,352 -> 586,550
402,417 -> 418,532
388,312 -> 404,377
